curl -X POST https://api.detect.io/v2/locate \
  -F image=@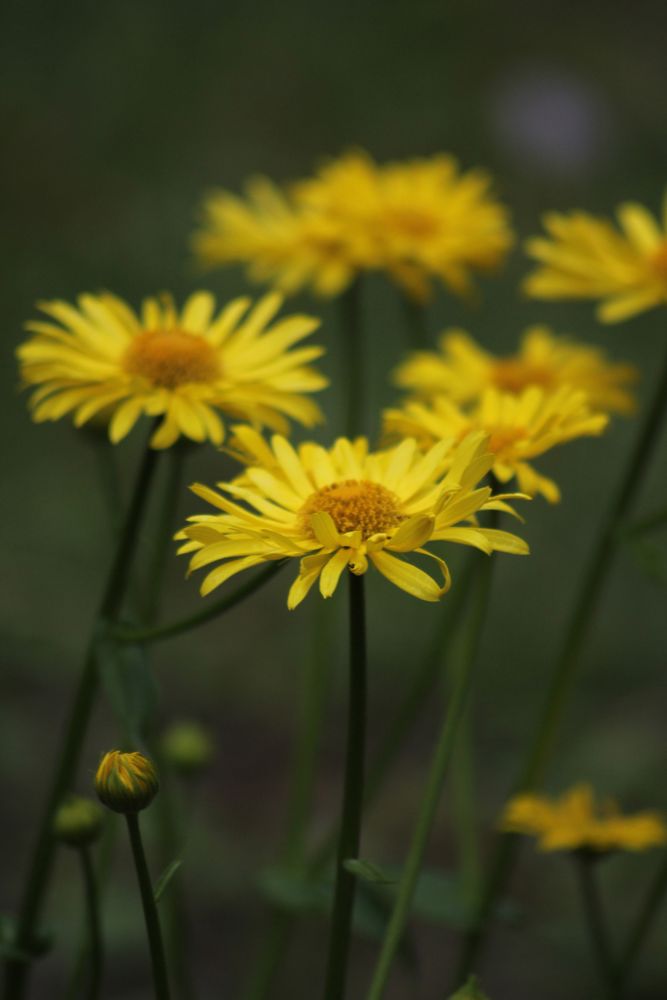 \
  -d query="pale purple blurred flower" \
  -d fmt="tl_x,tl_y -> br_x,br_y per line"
490,68 -> 615,176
